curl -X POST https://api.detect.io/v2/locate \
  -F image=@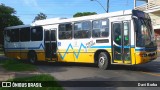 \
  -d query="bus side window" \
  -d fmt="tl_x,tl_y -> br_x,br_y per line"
74,21 -> 91,39
31,26 -> 43,41
59,23 -> 72,39
92,19 -> 109,38
20,27 -> 30,42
